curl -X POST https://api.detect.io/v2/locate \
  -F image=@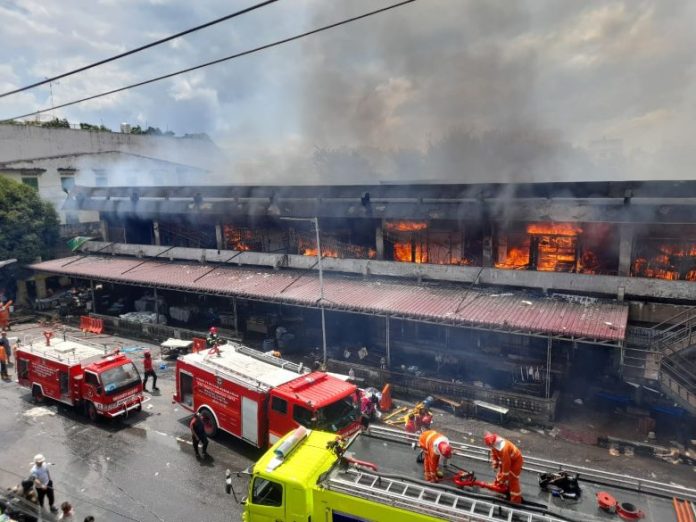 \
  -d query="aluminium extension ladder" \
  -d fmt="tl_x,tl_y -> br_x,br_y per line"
327,468 -> 566,522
